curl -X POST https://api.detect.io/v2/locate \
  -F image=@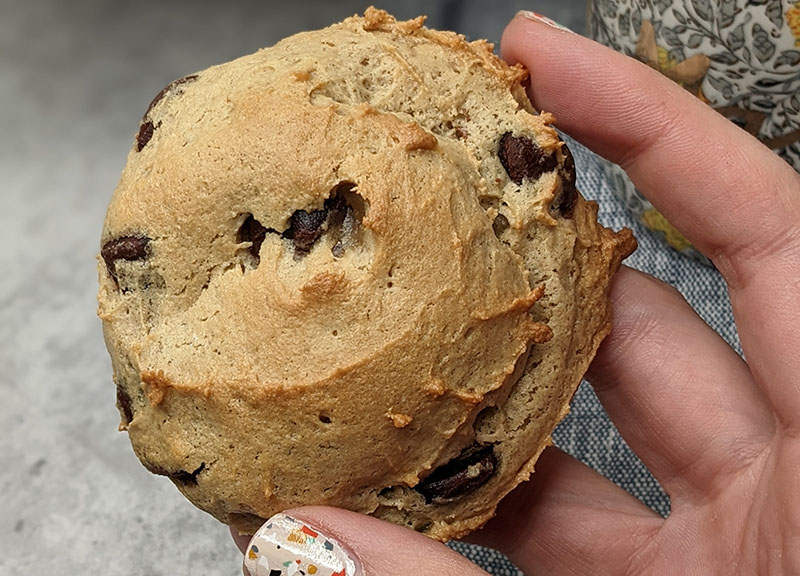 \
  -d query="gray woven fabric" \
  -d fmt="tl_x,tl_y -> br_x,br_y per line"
452,137 -> 741,574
